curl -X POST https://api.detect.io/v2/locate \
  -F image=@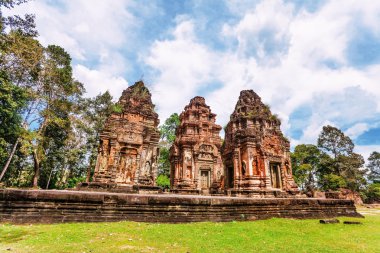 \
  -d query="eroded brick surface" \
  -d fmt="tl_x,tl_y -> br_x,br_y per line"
170,97 -> 224,194
223,90 -> 299,196
93,81 -> 160,187
0,189 -> 362,224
